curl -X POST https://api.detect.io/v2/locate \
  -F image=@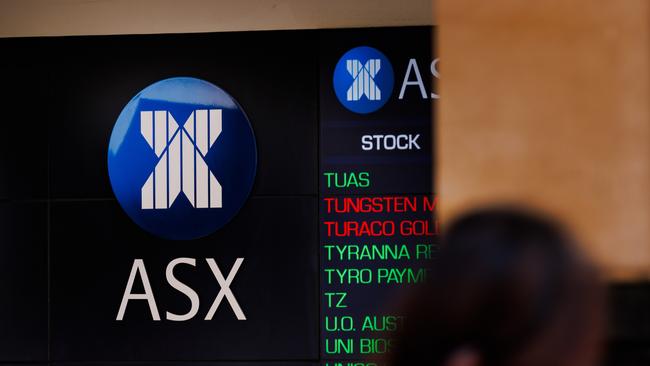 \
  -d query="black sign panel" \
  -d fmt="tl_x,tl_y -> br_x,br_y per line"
0,202 -> 48,360
0,27 -> 435,365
